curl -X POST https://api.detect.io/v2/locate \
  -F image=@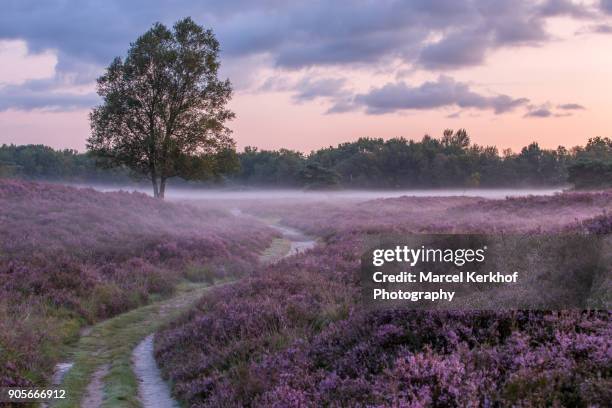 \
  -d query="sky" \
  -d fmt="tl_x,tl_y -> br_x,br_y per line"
0,0 -> 611,153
